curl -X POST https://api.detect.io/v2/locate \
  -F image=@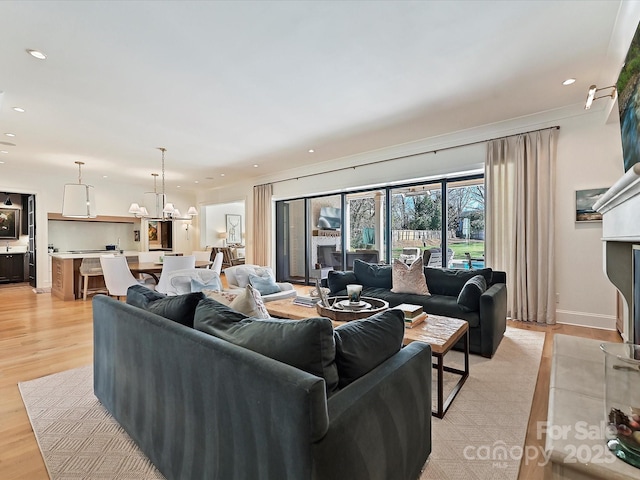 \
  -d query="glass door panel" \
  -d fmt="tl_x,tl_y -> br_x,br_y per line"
310,195 -> 343,276
275,199 -> 306,283
390,184 -> 442,265
345,190 -> 386,267
446,179 -> 485,269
